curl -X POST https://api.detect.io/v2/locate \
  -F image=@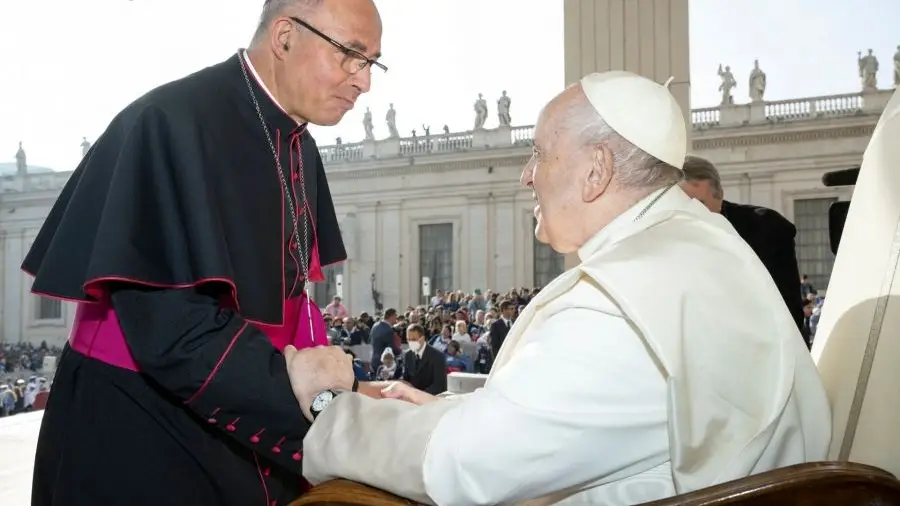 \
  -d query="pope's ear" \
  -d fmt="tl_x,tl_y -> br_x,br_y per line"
583,143 -> 614,202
